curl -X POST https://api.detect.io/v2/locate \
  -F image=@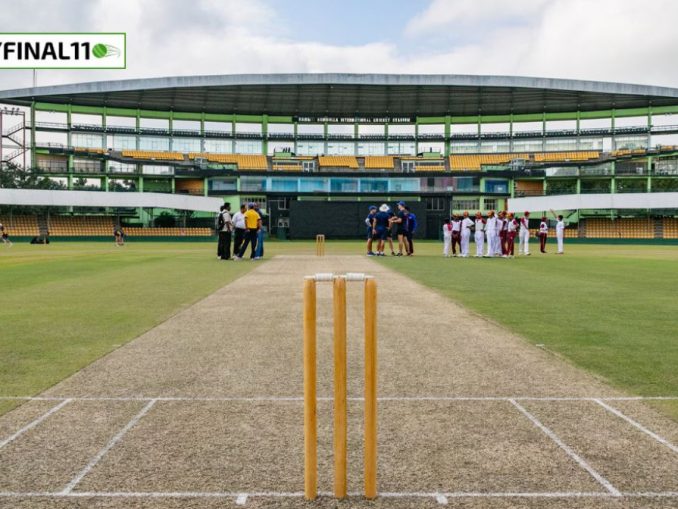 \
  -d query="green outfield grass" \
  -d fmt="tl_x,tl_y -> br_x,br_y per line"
0,242 -> 256,415
1,239 -> 677,422
375,241 -> 678,421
